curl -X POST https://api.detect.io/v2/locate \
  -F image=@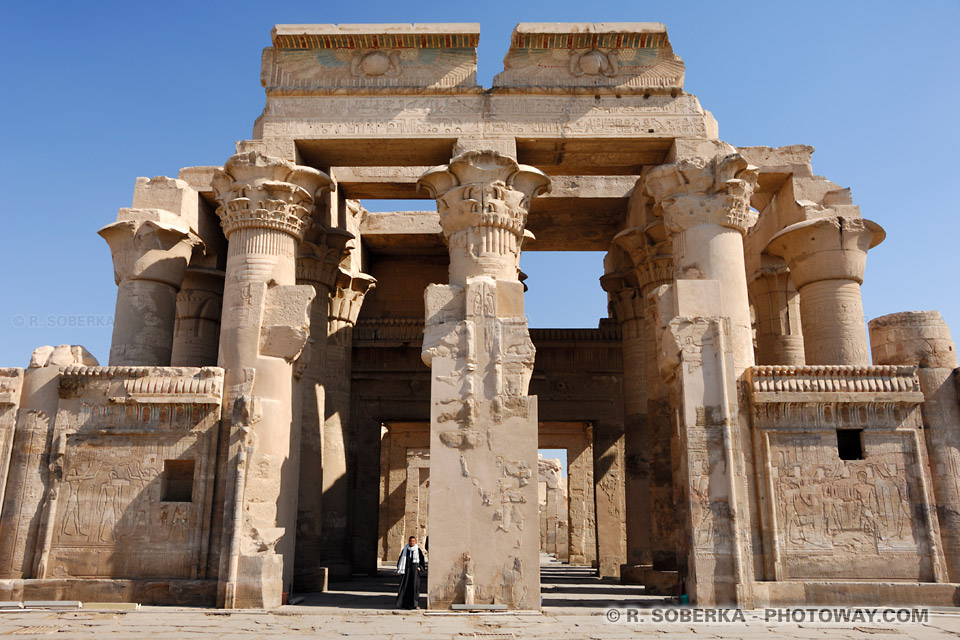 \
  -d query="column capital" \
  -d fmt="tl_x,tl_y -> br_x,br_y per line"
98,210 -> 202,287
329,270 -> 377,330
613,227 -> 674,293
212,151 -> 333,241
417,150 -> 550,283
765,216 -> 885,288
296,227 -> 354,291
644,153 -> 759,235
600,271 -> 644,325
